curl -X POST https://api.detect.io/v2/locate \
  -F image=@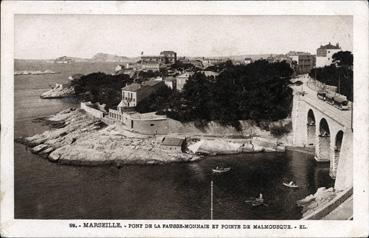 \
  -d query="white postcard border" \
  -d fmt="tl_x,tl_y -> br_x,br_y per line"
1,1 -> 368,237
